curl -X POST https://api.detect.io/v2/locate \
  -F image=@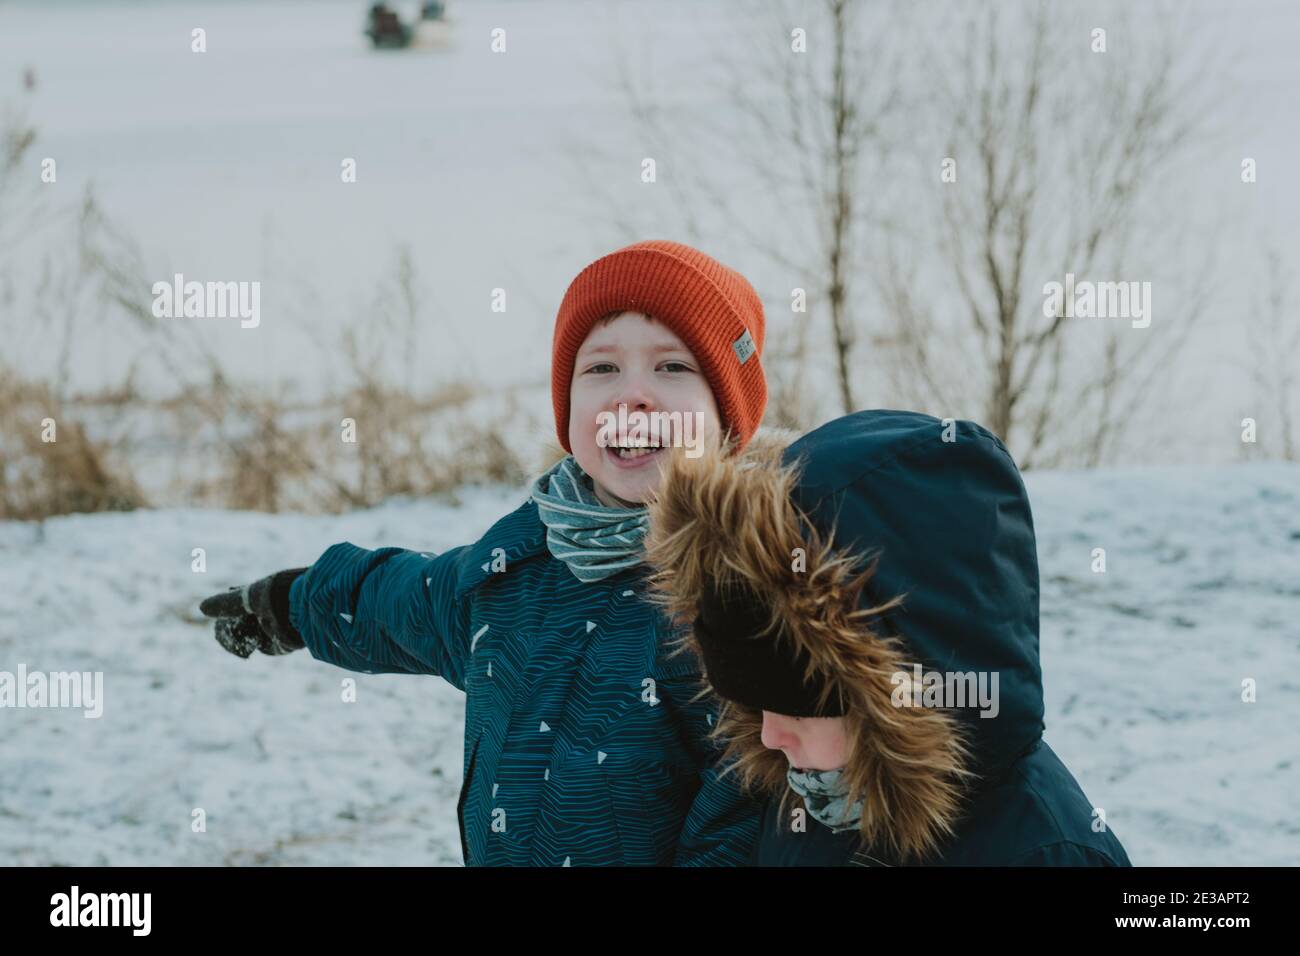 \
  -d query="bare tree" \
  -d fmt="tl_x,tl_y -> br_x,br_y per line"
572,0 -> 910,426
1244,248 -> 1299,461
878,1 -> 1221,468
